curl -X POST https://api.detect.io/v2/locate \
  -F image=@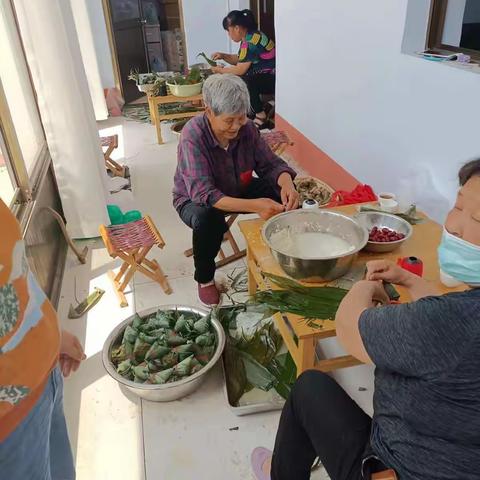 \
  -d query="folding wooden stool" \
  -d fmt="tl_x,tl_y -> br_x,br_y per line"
261,130 -> 294,156
100,216 -> 172,307
101,135 -> 129,178
184,213 -> 246,268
